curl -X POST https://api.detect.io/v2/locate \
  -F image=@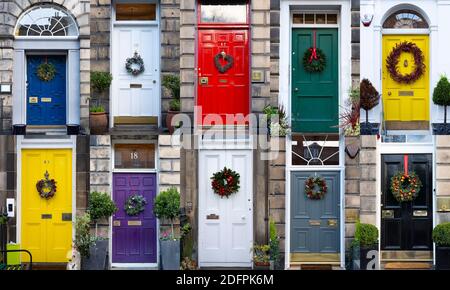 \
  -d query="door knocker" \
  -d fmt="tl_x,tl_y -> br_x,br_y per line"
404,59 -> 409,68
